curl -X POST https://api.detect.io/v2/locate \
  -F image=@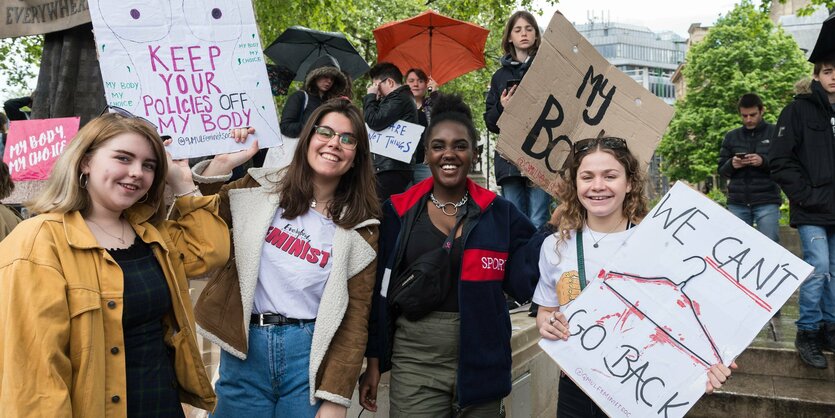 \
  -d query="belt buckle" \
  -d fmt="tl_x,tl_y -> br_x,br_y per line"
259,314 -> 266,326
